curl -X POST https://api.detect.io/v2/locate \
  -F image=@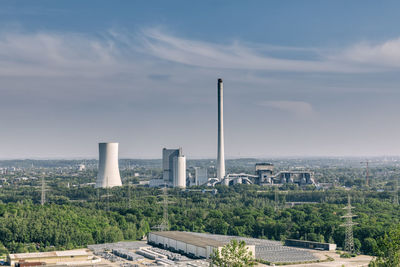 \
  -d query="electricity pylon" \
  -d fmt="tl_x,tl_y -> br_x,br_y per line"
360,161 -> 370,187
41,176 -> 46,206
393,178 -> 399,206
274,186 -> 279,211
127,182 -> 132,209
106,176 -> 110,212
153,184 -> 173,231
340,195 -> 358,253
